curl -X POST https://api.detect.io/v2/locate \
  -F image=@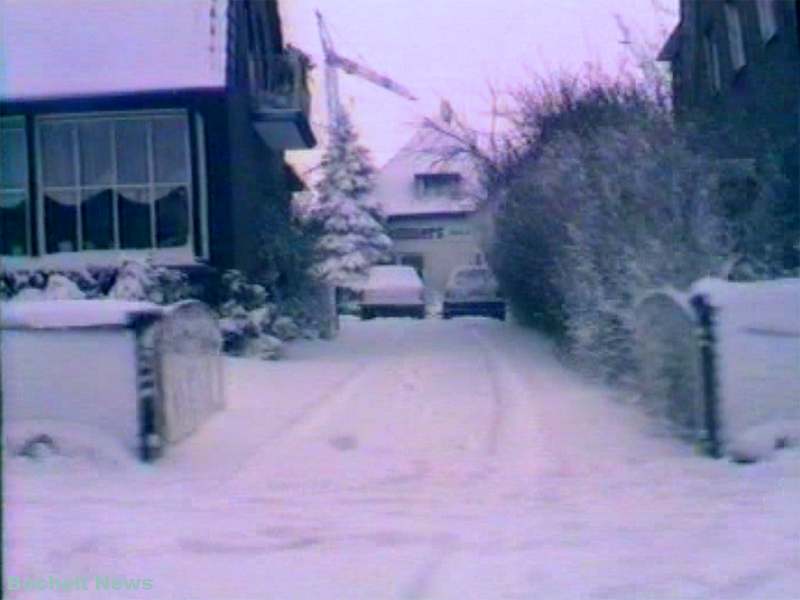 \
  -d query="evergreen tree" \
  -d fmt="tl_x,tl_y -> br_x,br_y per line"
311,112 -> 392,286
